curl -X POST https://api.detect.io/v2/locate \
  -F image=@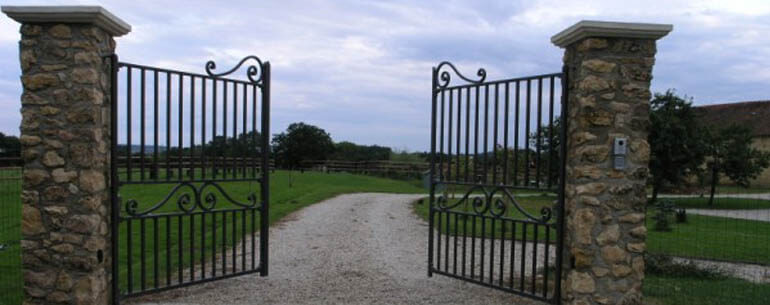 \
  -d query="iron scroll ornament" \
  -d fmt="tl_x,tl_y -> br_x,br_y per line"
435,185 -> 552,223
205,55 -> 265,85
124,181 -> 259,217
435,61 -> 487,89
